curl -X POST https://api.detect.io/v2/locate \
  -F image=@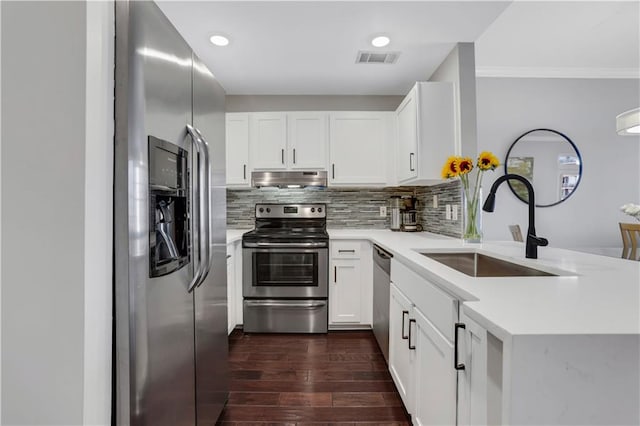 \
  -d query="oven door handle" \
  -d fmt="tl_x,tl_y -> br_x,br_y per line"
244,300 -> 326,309
243,242 -> 328,248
